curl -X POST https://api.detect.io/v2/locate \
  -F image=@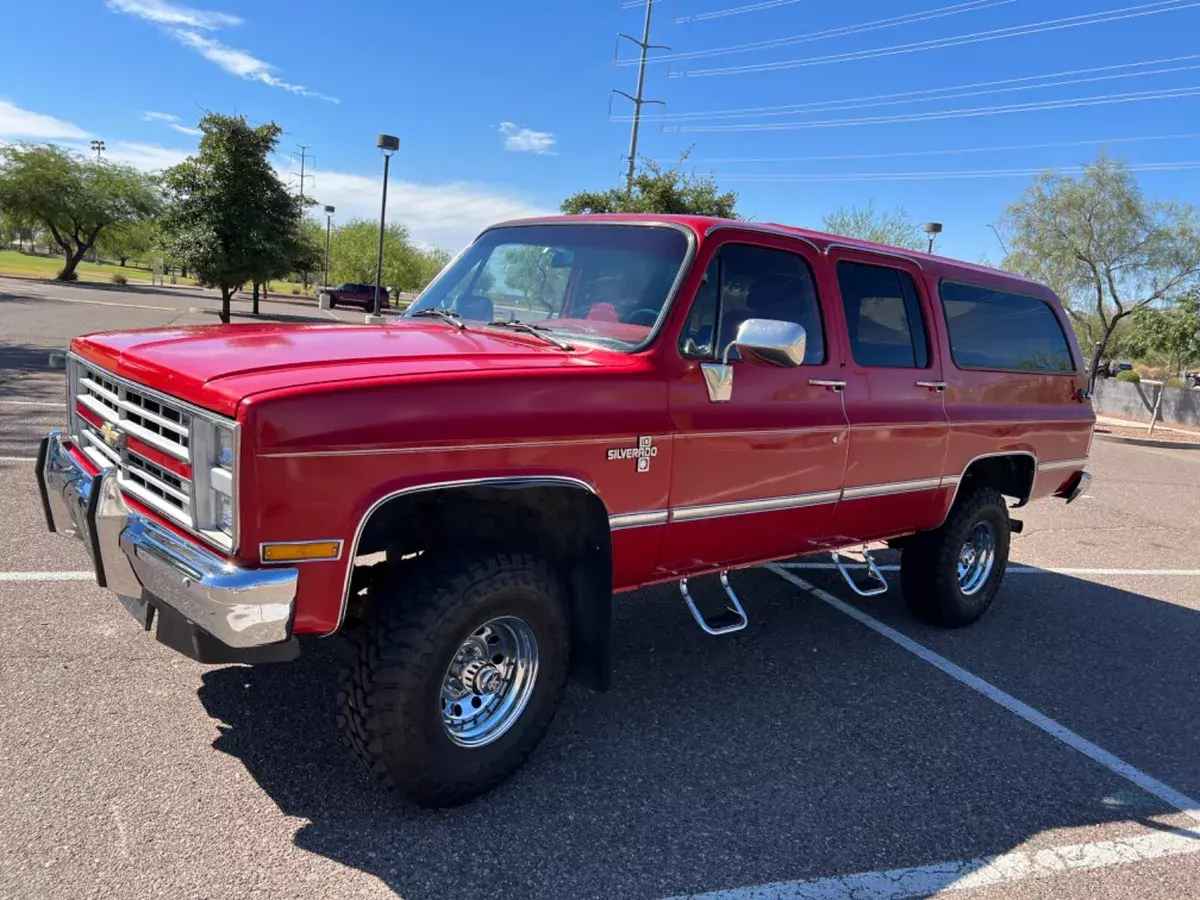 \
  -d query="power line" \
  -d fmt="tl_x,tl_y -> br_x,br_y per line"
669,84 -> 1200,131
671,0 -> 1200,77
712,161 -> 1200,182
673,132 -> 1200,163
619,0 -> 1013,67
613,54 -> 1200,122
675,0 -> 808,24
